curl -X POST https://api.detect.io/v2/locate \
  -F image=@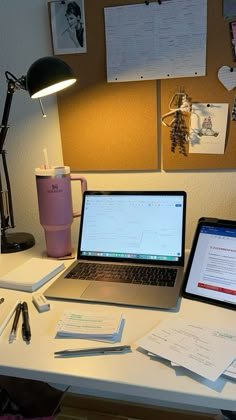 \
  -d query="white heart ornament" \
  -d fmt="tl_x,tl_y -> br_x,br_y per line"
218,65 -> 236,91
